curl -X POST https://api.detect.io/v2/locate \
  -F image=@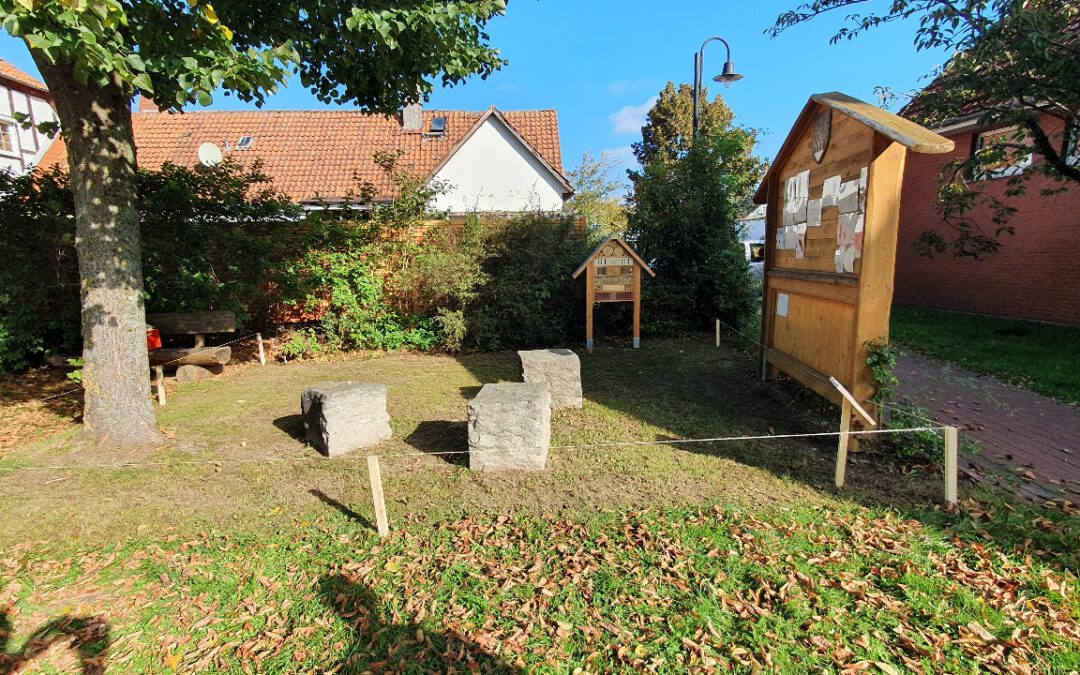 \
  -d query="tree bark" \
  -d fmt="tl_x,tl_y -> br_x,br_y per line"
32,54 -> 162,447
